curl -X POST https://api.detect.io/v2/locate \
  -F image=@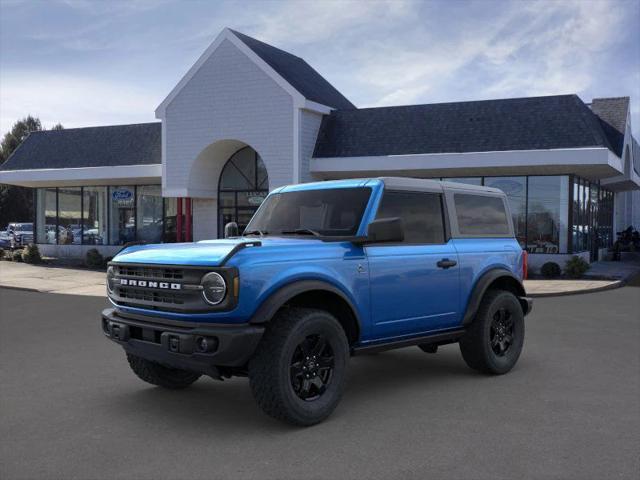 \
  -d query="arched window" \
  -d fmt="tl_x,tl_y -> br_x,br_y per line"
218,146 -> 268,236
